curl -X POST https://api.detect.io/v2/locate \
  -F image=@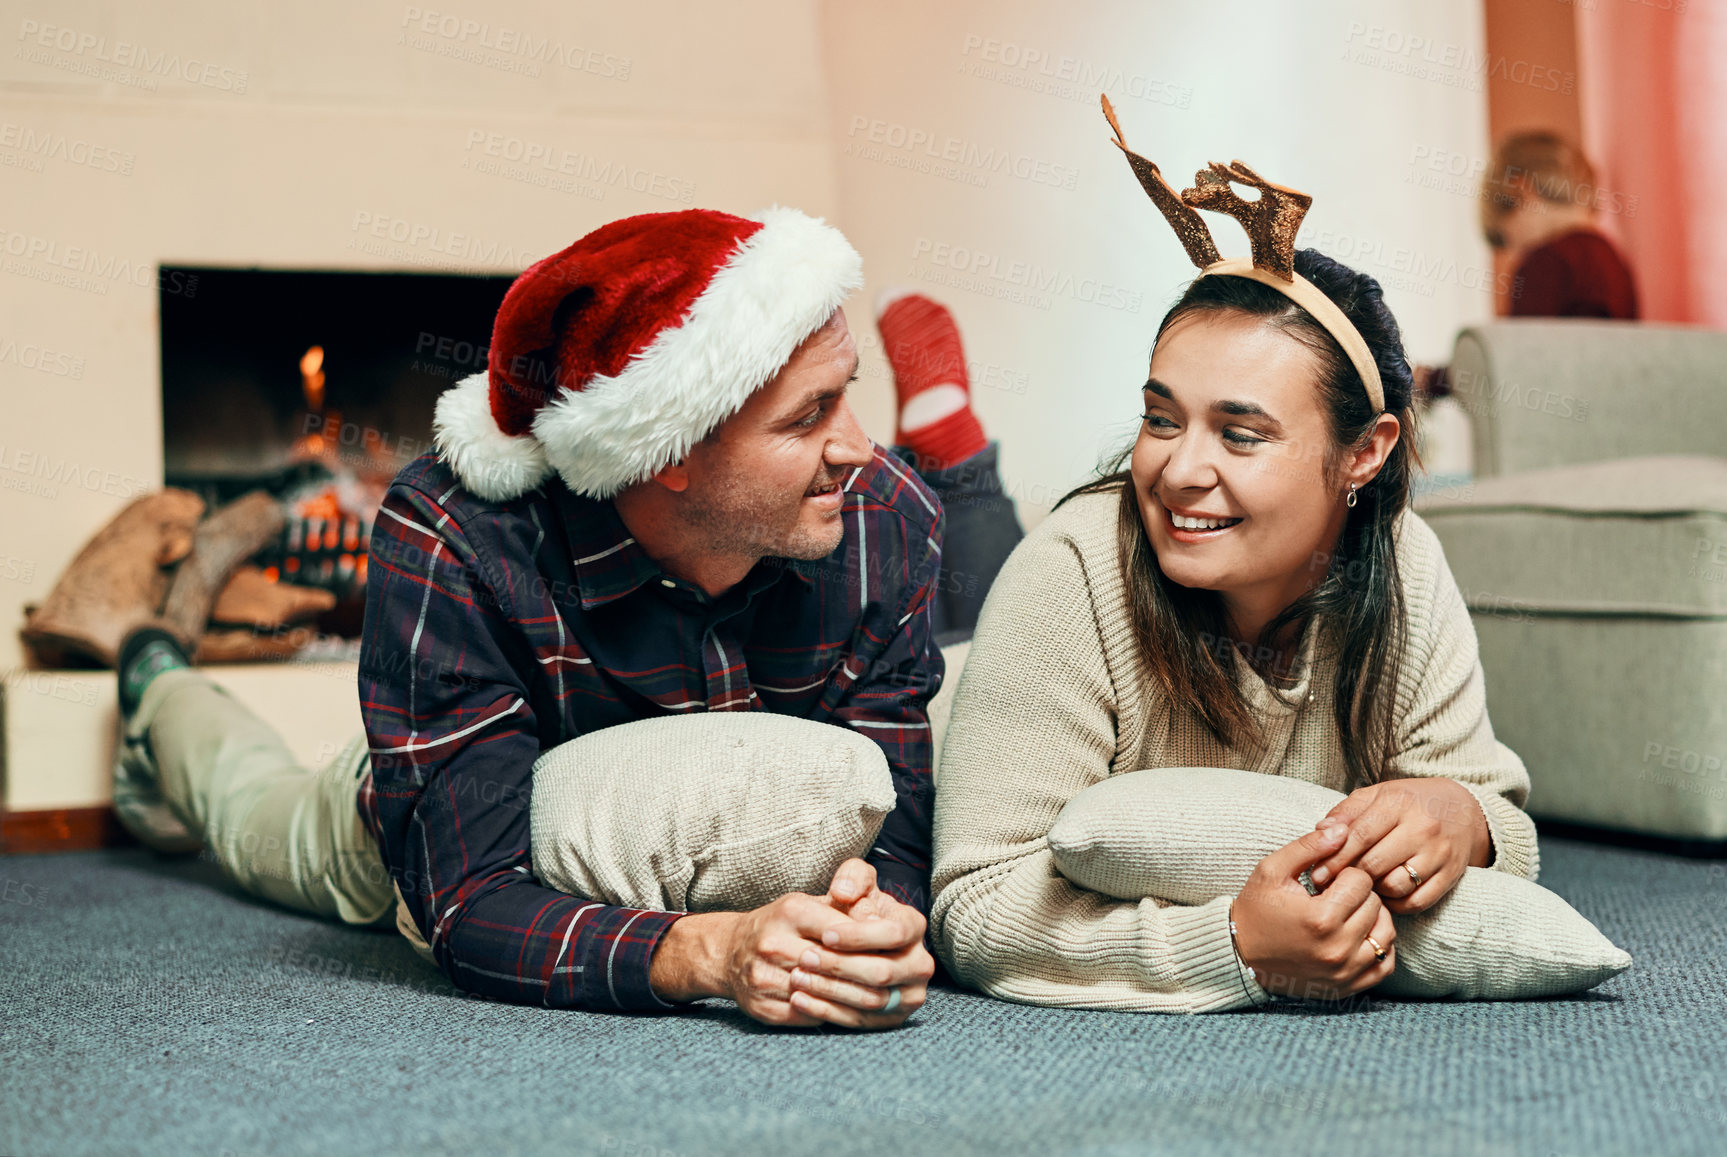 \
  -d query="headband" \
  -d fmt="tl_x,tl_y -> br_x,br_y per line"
1101,95 -> 1386,415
